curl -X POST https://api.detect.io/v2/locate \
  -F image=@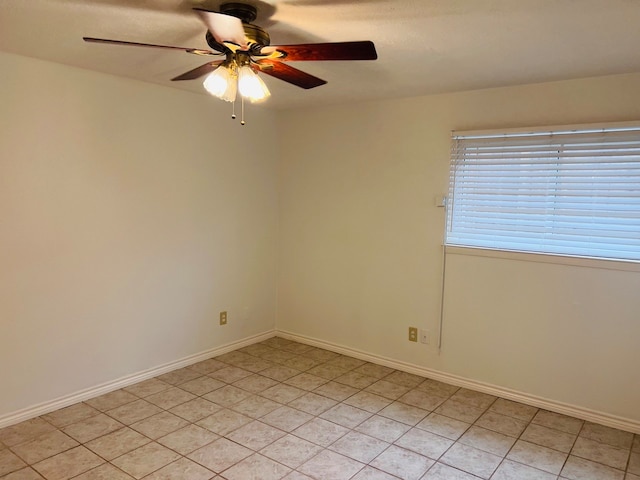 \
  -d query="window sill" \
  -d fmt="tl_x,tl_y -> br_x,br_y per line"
444,245 -> 640,273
